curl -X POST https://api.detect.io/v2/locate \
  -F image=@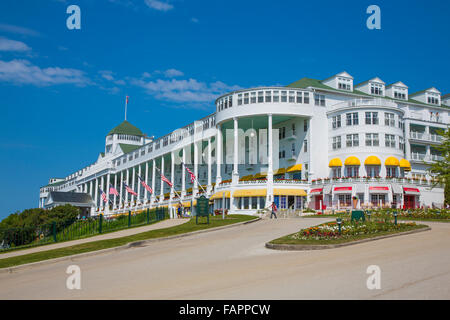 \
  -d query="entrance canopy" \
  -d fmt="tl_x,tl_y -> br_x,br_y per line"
309,188 -> 323,195
403,187 -> 420,195
274,188 -> 307,196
